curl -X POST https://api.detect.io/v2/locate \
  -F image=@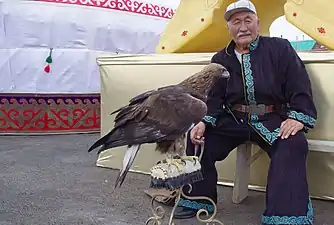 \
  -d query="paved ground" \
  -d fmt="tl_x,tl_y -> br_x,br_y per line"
0,134 -> 333,225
